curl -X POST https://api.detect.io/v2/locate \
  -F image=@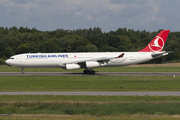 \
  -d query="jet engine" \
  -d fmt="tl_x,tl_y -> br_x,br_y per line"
66,63 -> 80,70
86,61 -> 100,68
